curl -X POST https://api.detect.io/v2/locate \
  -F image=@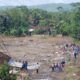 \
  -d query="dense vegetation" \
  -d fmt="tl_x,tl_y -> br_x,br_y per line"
0,3 -> 80,39
0,63 -> 16,80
